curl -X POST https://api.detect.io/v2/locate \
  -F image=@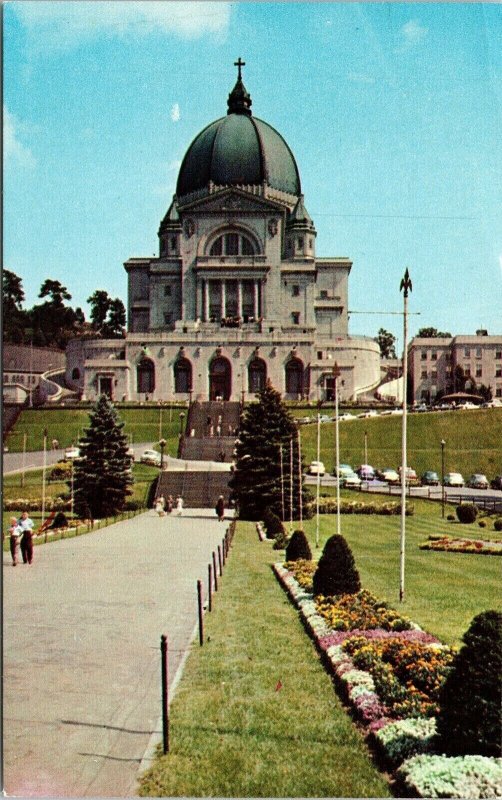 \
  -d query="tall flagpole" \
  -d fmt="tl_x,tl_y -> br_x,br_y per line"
315,411 -> 321,548
289,436 -> 293,532
399,268 -> 412,603
280,446 -> 285,522
297,427 -> 303,530
333,362 -> 341,537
